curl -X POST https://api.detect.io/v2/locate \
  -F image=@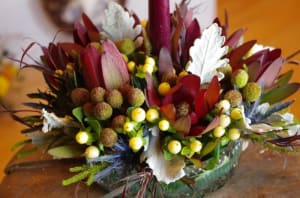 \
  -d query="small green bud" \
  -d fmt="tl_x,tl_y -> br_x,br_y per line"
231,69 -> 249,88
94,102 -> 113,120
242,82 -> 262,102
